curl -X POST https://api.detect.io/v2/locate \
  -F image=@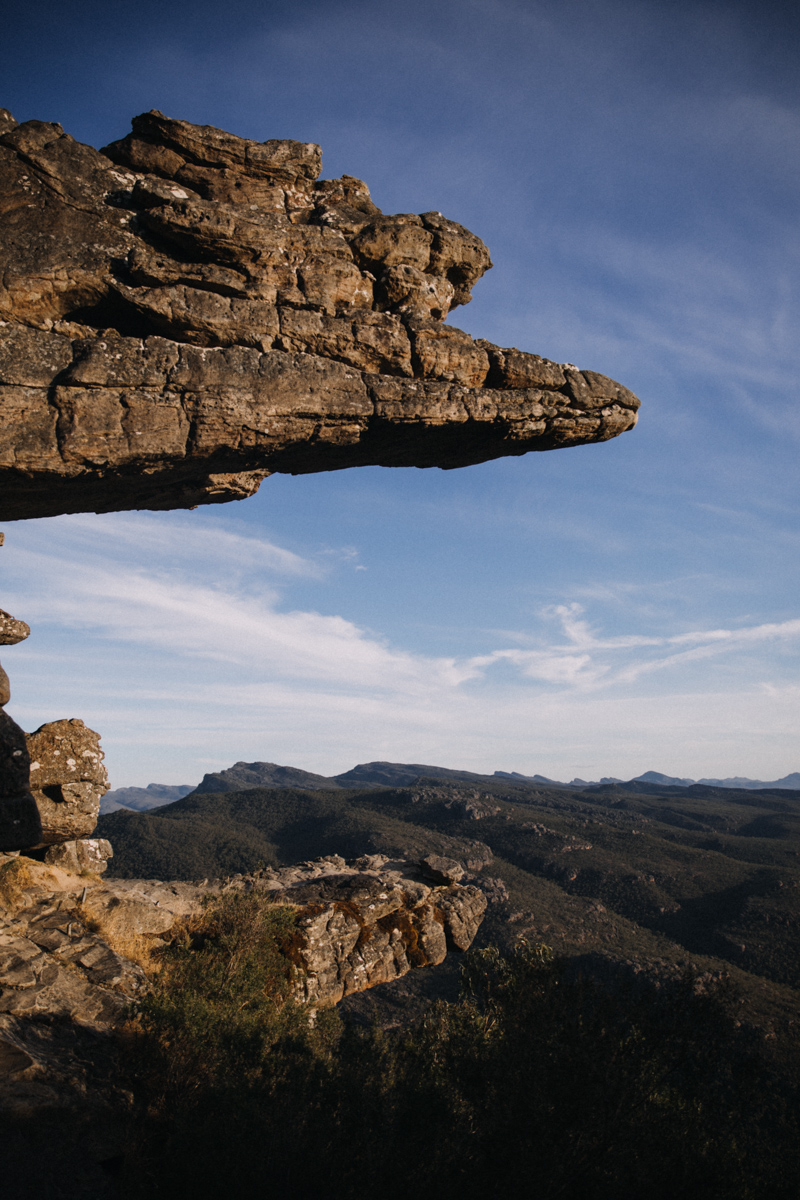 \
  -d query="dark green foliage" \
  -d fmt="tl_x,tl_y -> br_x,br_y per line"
131,894 -> 318,1099
98,785 -> 482,879
122,893 -> 338,1197
103,777 -> 800,1196
384,945 -> 794,1200
122,913 -> 800,1200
